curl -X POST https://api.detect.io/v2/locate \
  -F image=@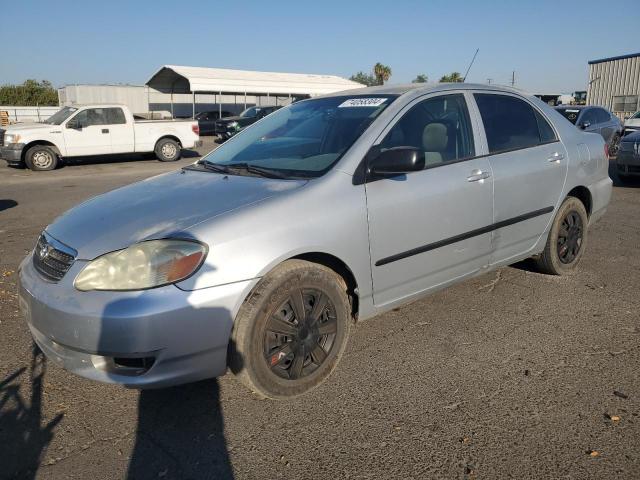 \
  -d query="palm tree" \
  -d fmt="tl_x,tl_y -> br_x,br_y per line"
374,63 -> 392,85
439,72 -> 463,83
